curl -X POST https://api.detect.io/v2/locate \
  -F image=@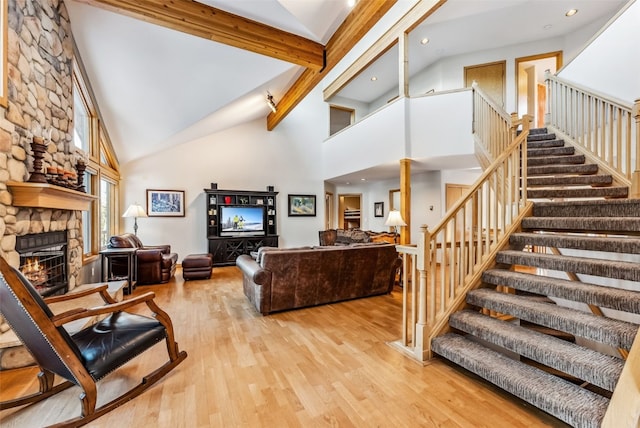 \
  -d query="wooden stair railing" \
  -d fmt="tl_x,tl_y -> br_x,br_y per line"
391,86 -> 533,361
545,72 -> 640,191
